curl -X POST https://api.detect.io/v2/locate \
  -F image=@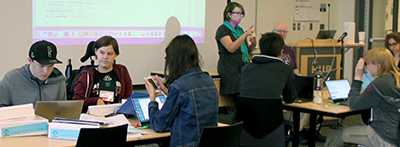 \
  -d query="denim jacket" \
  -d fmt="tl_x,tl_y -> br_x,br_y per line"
148,66 -> 219,147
